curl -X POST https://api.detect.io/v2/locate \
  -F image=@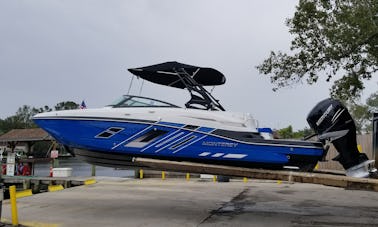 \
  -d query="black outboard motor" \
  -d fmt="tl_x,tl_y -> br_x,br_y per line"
307,98 -> 376,178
